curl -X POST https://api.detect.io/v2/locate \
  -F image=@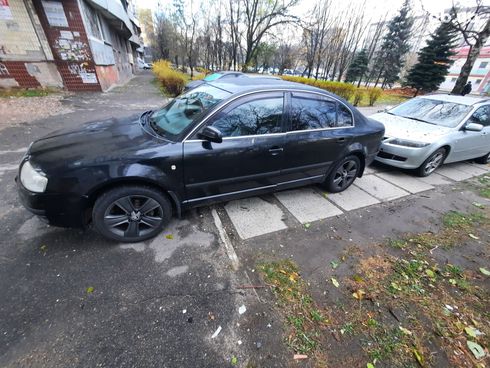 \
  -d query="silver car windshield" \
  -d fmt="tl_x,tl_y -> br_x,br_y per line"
149,85 -> 231,139
389,98 -> 472,128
